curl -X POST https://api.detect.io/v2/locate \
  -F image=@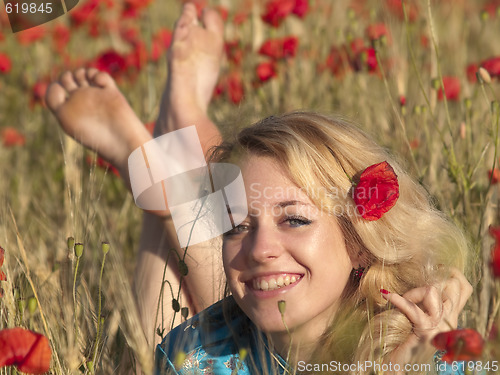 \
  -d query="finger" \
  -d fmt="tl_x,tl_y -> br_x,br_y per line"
381,290 -> 428,327
403,286 -> 442,320
441,268 -> 472,324
448,267 -> 473,307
